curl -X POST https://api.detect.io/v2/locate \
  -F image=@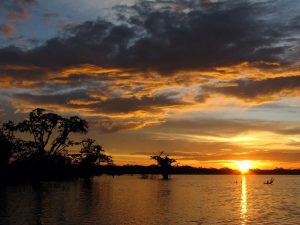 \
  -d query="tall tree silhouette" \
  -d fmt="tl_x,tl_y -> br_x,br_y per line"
17,108 -> 88,157
151,152 -> 176,180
